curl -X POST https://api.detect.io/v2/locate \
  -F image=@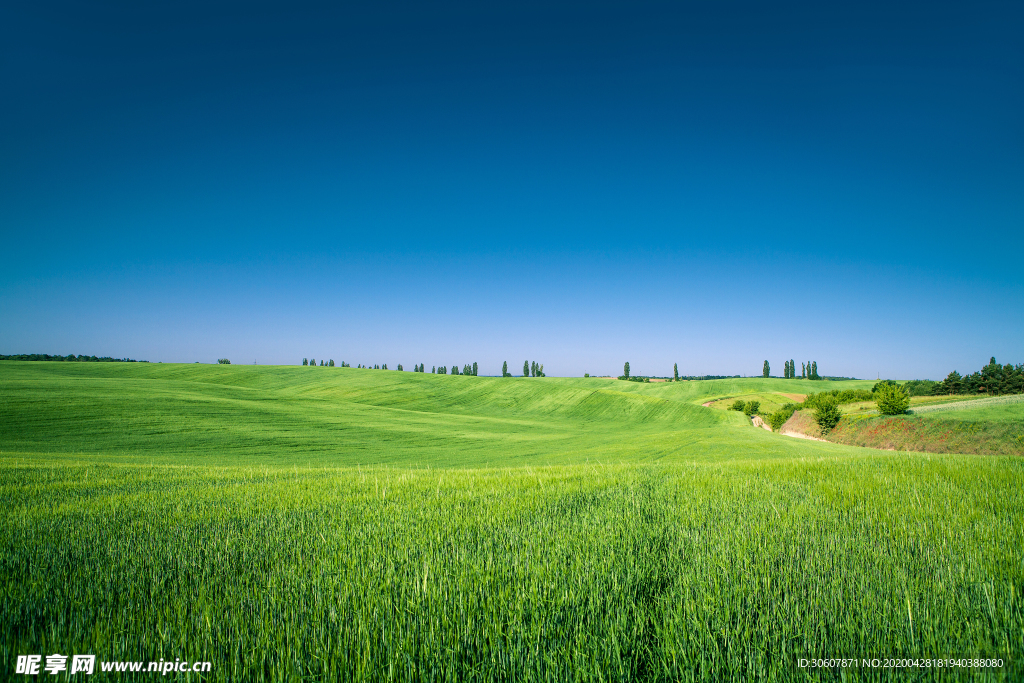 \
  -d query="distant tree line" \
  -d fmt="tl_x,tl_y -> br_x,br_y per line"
0,353 -> 147,363
423,362 -> 479,375
678,375 -> 741,381
784,361 -> 820,380
616,361 -> 650,382
932,357 -> 1023,396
